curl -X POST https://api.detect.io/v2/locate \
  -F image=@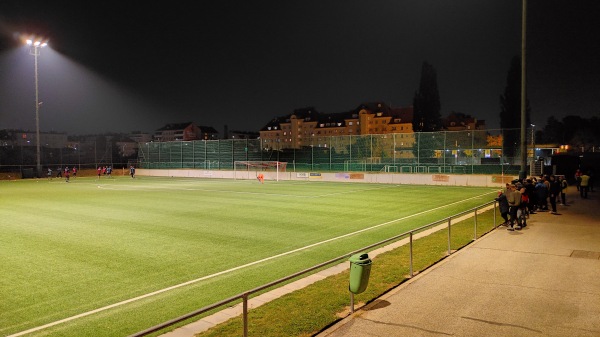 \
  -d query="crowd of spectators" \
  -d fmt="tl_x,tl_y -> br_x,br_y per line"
495,170 -> 594,231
